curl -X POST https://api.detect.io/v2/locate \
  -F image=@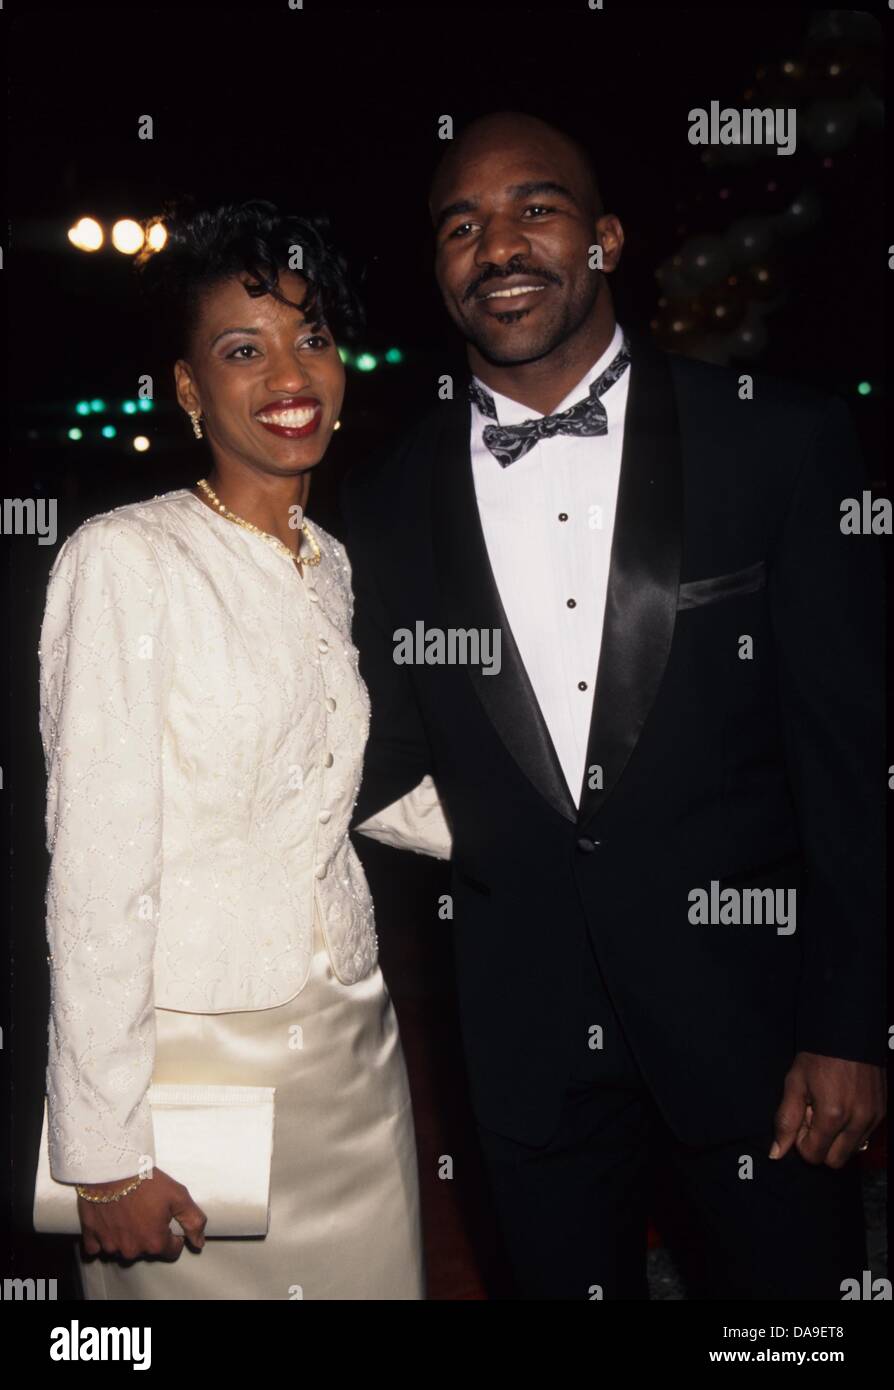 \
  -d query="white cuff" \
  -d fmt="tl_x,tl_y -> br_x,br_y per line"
356,775 -> 452,860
